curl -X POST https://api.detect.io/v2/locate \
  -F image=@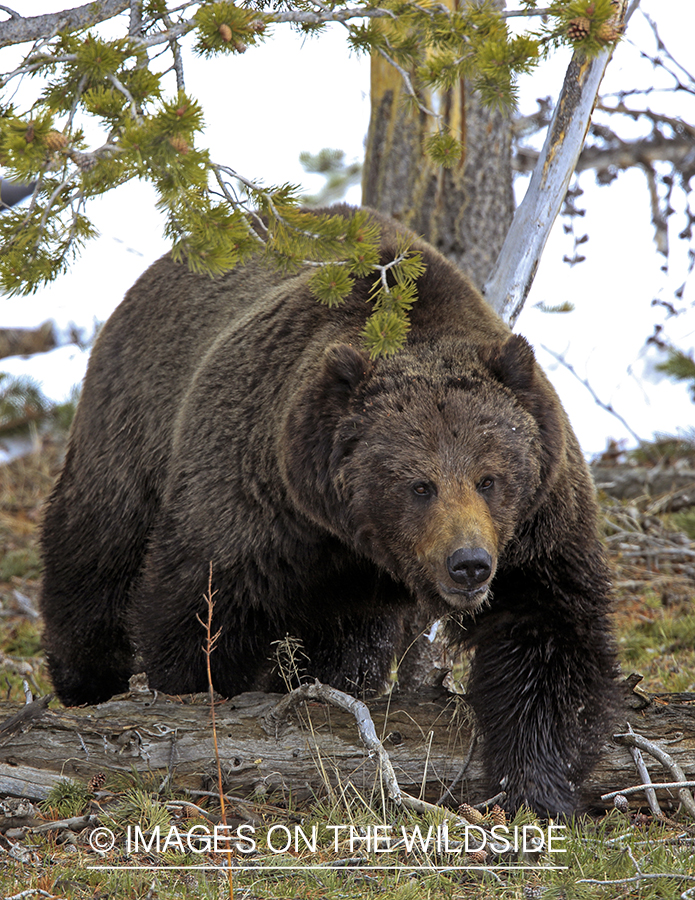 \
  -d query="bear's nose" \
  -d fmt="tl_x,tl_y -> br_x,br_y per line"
447,547 -> 492,588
